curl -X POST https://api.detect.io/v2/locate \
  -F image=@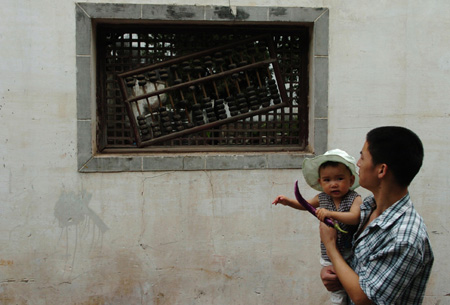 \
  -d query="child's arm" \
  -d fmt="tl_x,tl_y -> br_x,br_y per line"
316,196 -> 362,225
272,194 -> 320,211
